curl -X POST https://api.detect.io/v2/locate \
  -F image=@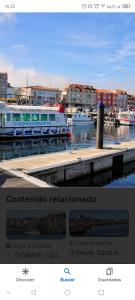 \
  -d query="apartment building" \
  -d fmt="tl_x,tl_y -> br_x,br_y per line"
96,89 -> 128,109
7,83 -> 15,98
17,86 -> 62,105
96,89 -> 117,108
0,72 -> 8,98
127,95 -> 135,108
115,89 -> 128,109
62,84 -> 96,108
